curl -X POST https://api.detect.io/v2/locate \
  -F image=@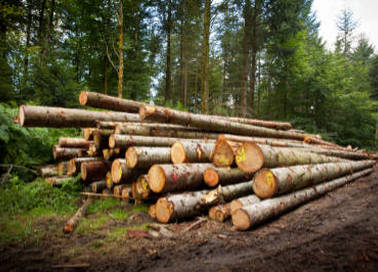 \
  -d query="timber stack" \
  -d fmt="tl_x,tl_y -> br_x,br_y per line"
19,91 -> 376,231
